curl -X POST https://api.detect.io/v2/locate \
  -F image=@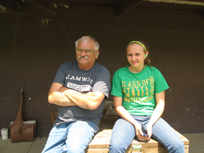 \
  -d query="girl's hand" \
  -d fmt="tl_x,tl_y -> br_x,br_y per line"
146,123 -> 153,139
134,123 -> 150,141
